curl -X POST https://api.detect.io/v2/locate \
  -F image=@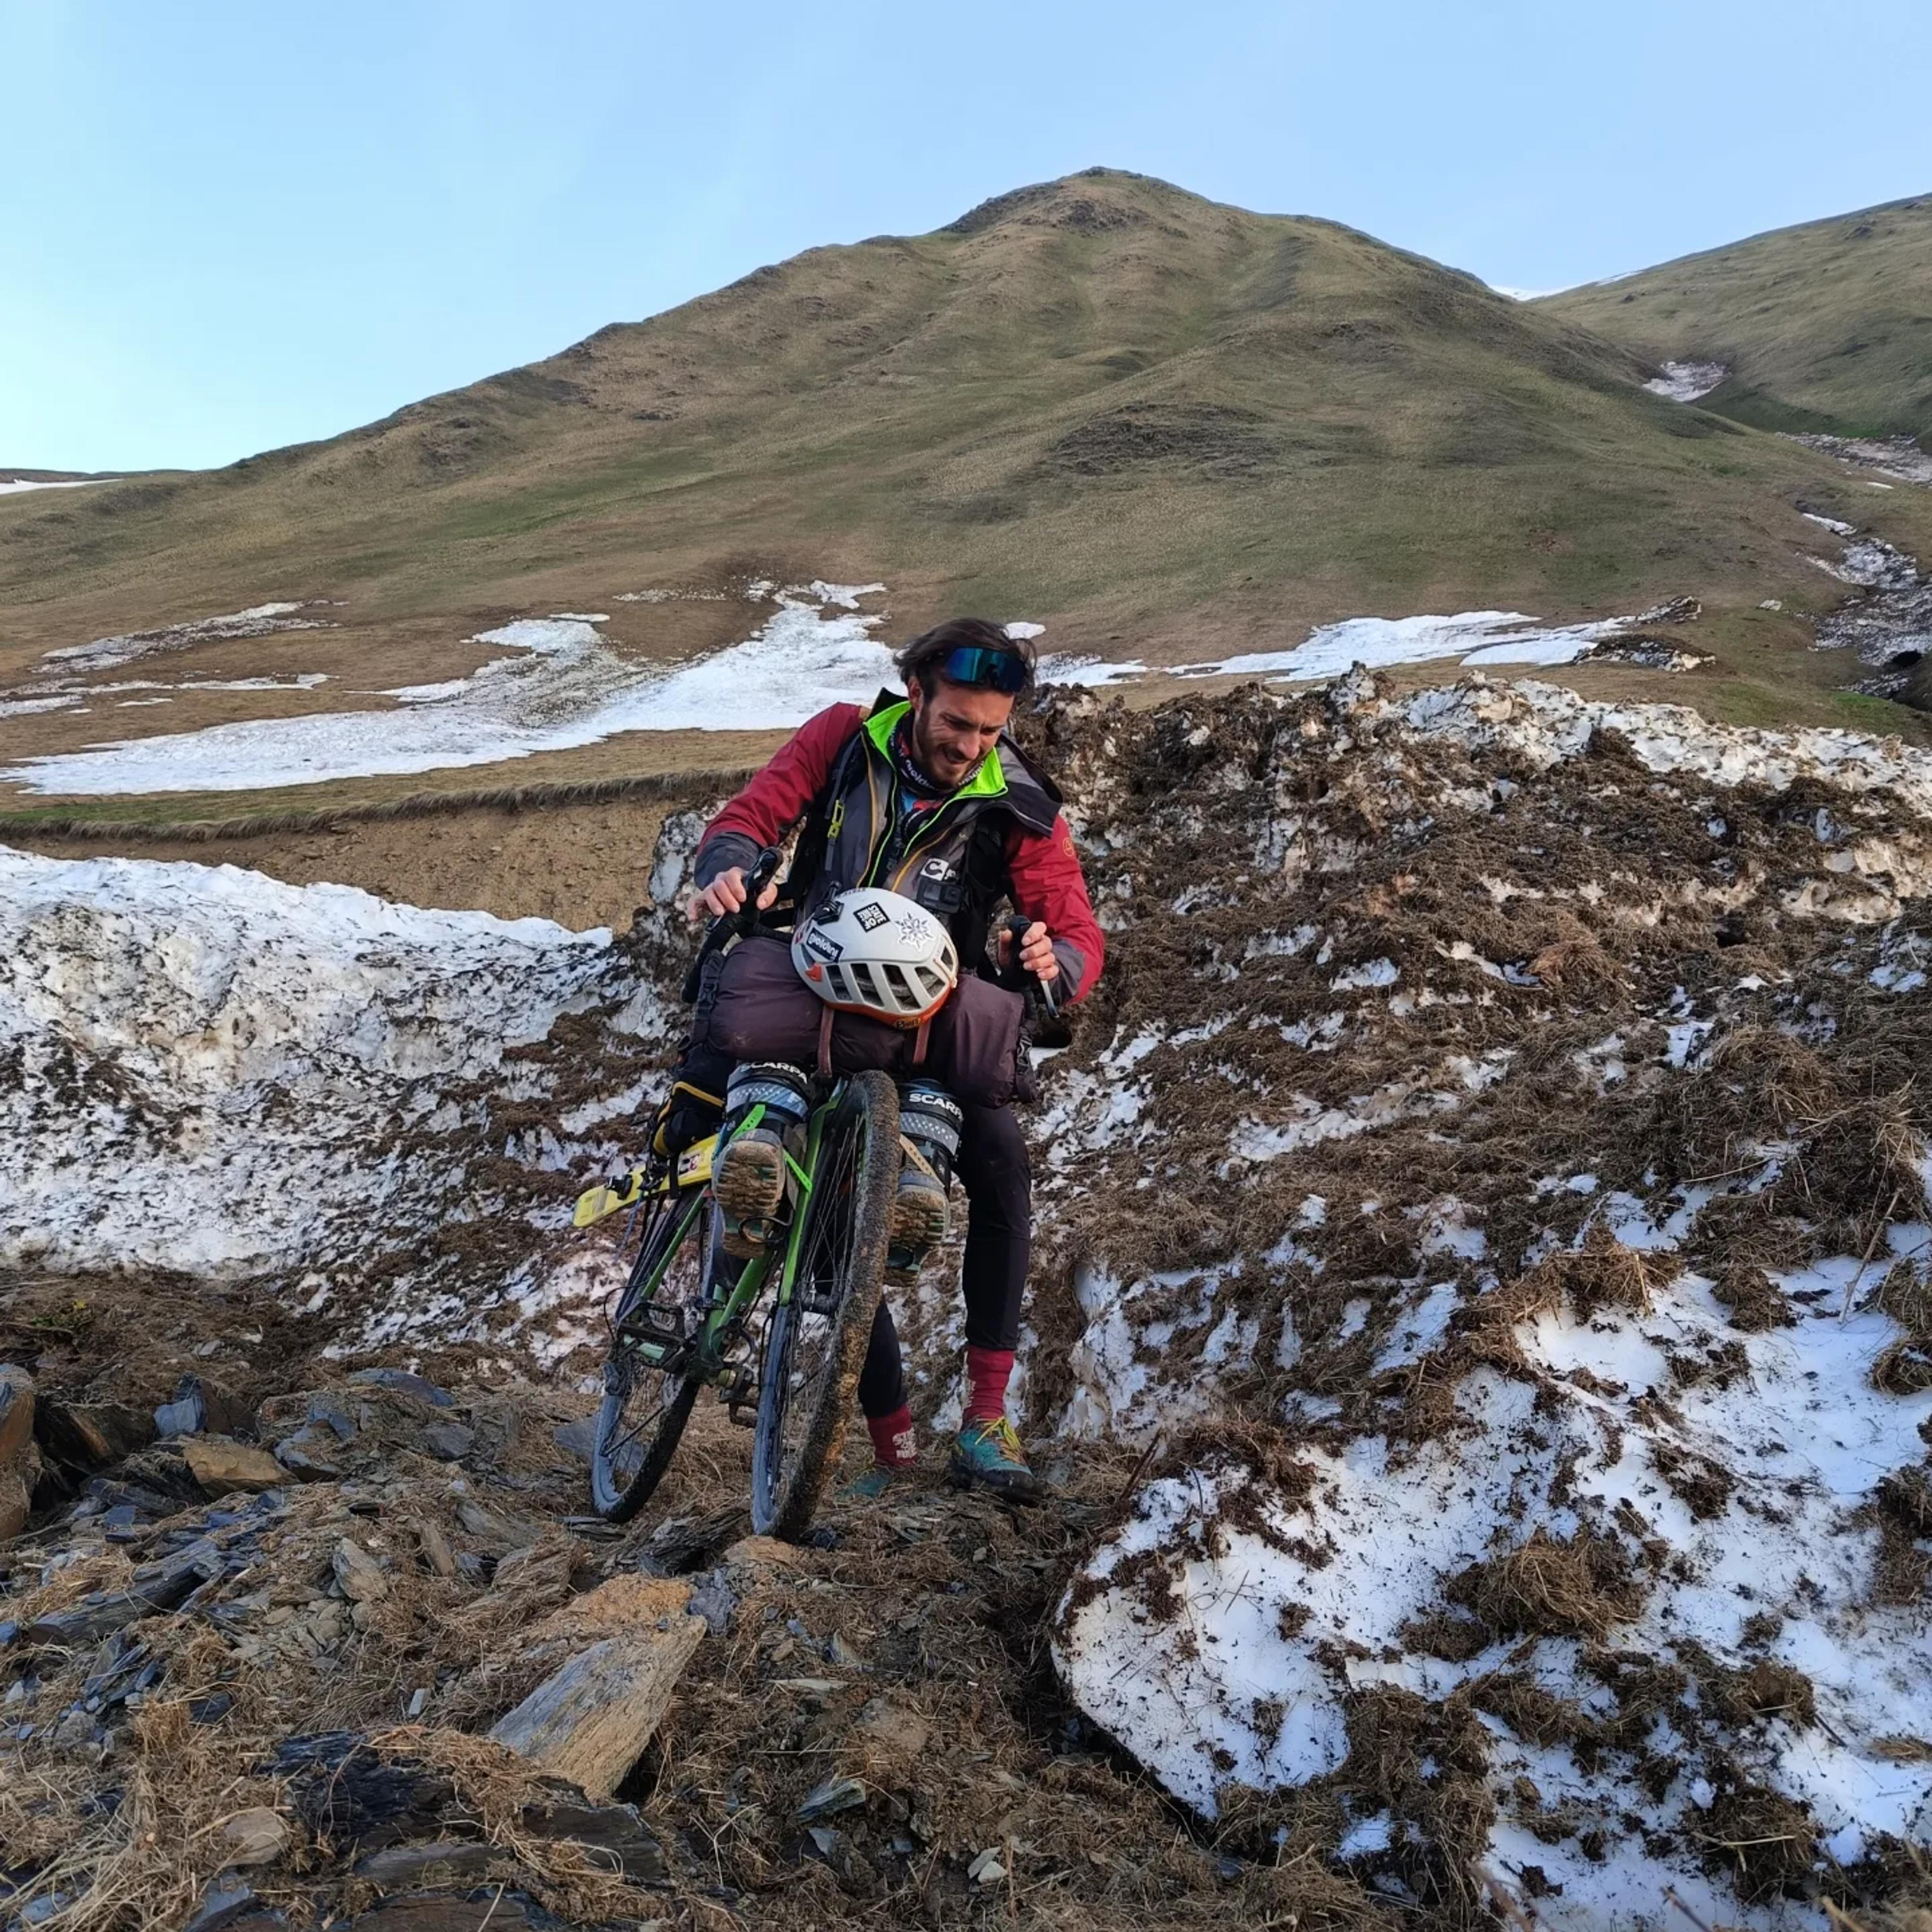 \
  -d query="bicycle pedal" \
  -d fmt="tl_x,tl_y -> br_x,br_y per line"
715,1363 -> 756,1406
618,1311 -> 690,1356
